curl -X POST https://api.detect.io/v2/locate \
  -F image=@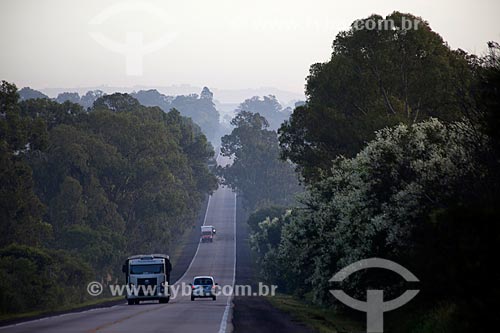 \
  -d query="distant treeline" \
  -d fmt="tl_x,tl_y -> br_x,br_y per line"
233,12 -> 500,333
18,87 -> 300,145
18,87 -> 222,144
0,86 -> 217,314
218,111 -> 302,210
